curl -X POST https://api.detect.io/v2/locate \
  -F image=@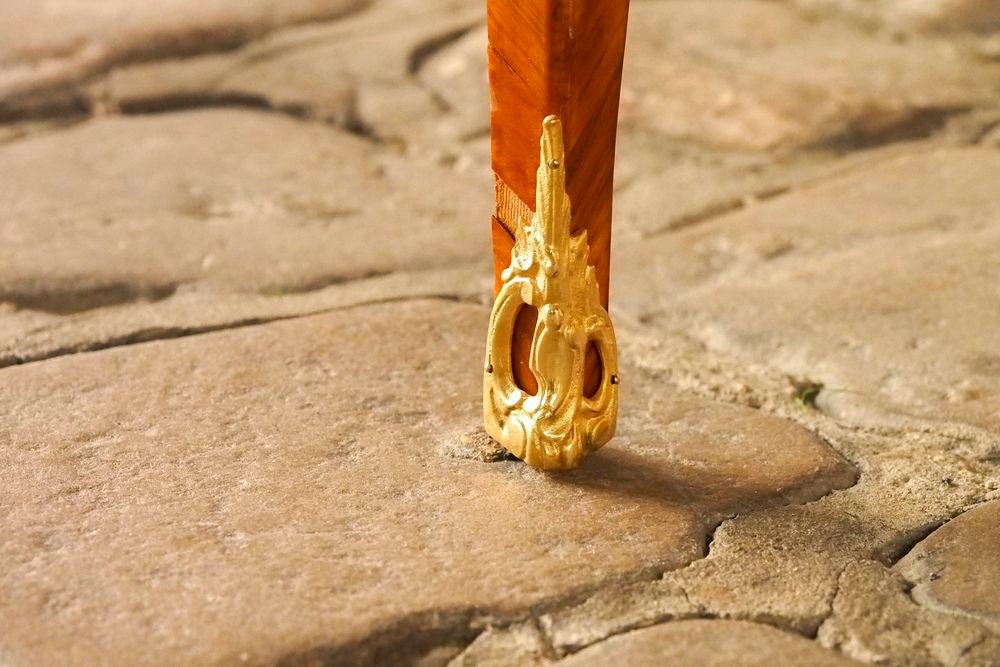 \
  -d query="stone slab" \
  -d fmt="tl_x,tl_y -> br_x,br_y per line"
616,147 -> 1000,434
896,500 -> 1000,618
0,108 -> 491,310
790,0 -> 1000,33
621,1 -> 997,150
557,620 -> 864,667
1,266 -> 491,368
0,300 -> 854,666
818,561 -> 1000,666
90,0 -> 486,153
0,0 -> 365,109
